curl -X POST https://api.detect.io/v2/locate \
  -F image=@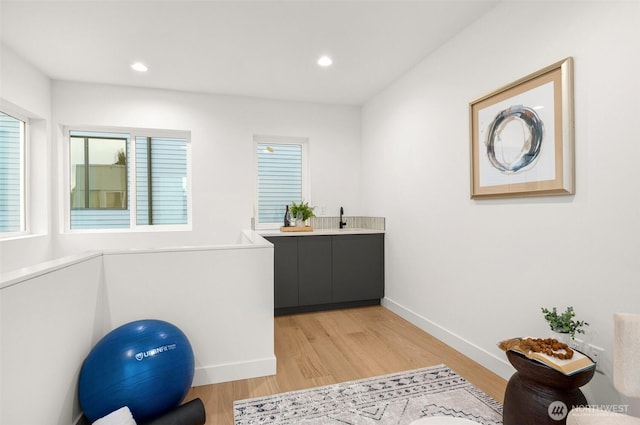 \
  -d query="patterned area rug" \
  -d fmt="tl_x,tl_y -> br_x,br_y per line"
234,364 -> 503,424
